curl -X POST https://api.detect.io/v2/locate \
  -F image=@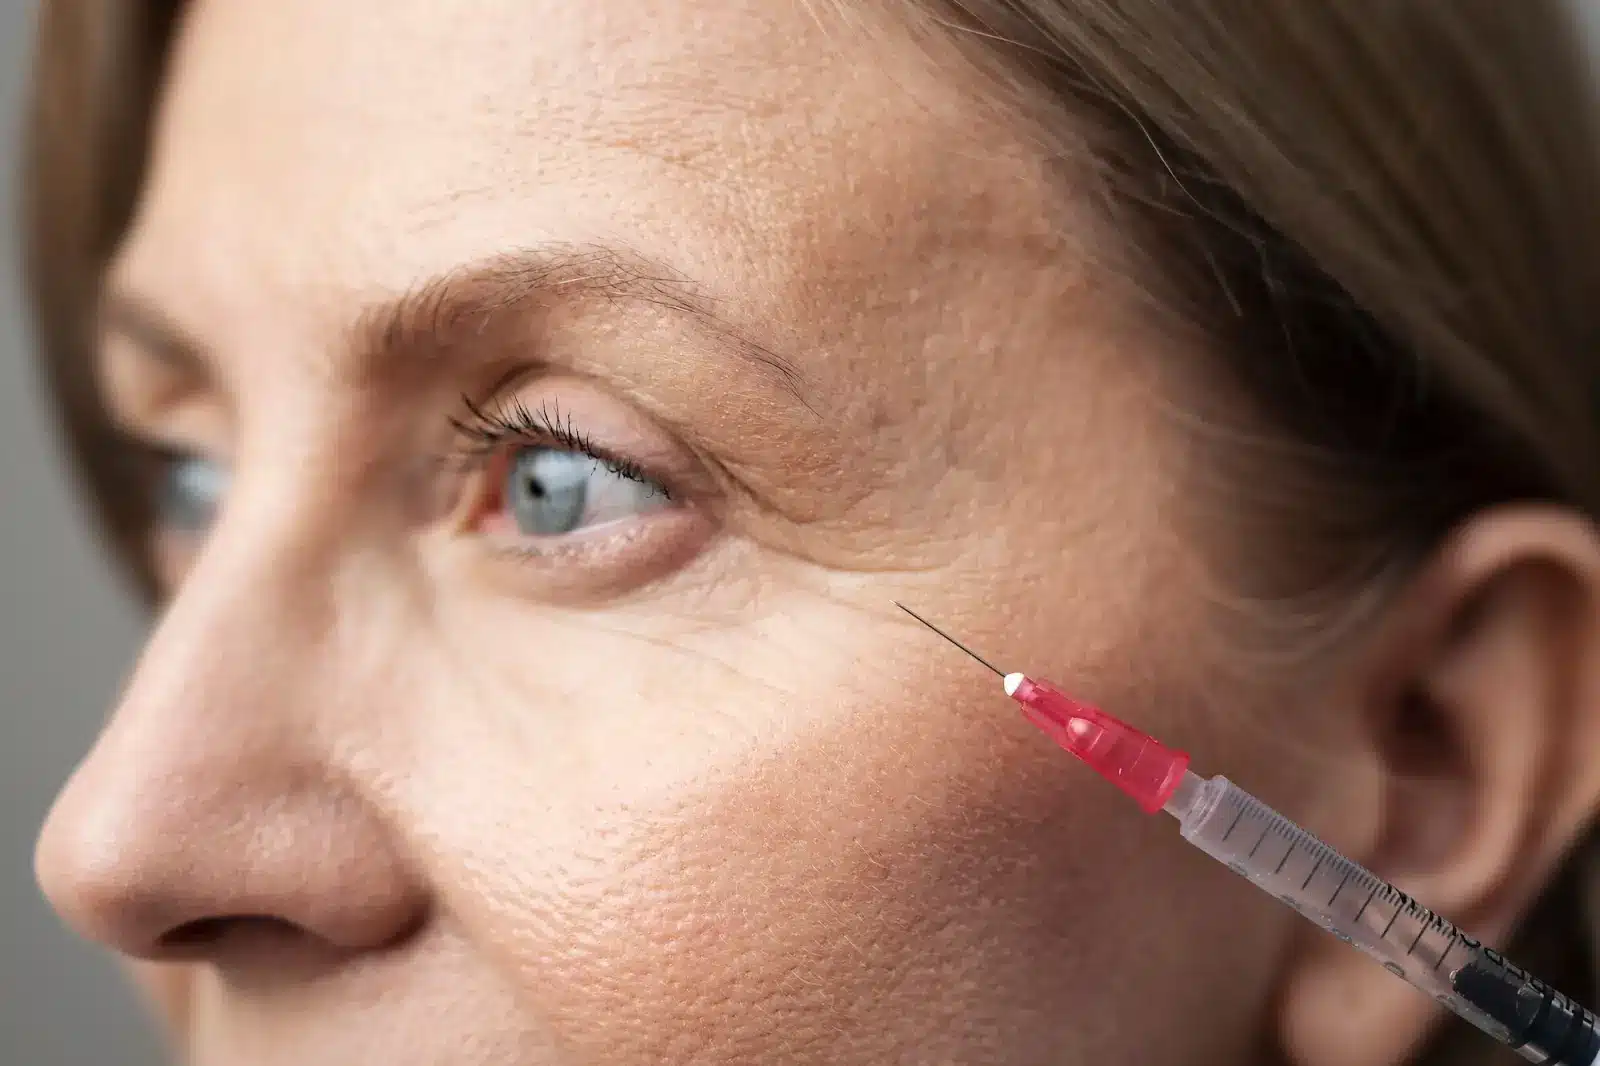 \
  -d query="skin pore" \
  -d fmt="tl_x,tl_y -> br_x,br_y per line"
33,1 -> 1600,1064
